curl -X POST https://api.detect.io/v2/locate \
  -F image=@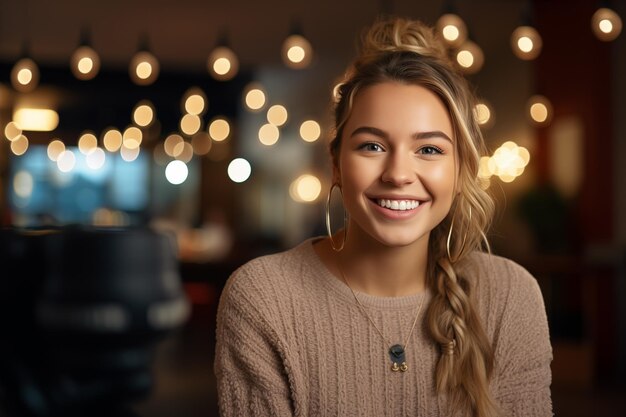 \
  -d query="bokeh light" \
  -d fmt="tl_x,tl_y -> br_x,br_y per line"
165,160 -> 189,185
71,45 -> 100,80
180,114 -> 201,136
208,46 -> 239,81
592,7 -> 623,41
183,88 -> 207,115
437,14 -> 467,47
511,26 -> 542,60
208,118 -> 231,142
103,128 -> 123,152
282,34 -> 313,69
227,158 -> 252,183
267,105 -> 288,126
244,84 -> 267,111
259,124 -> 280,146
78,132 -> 98,155
47,139 -> 66,161
299,120 -> 321,142
133,101 -> 155,127
289,174 -> 322,203
527,95 -> 553,126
